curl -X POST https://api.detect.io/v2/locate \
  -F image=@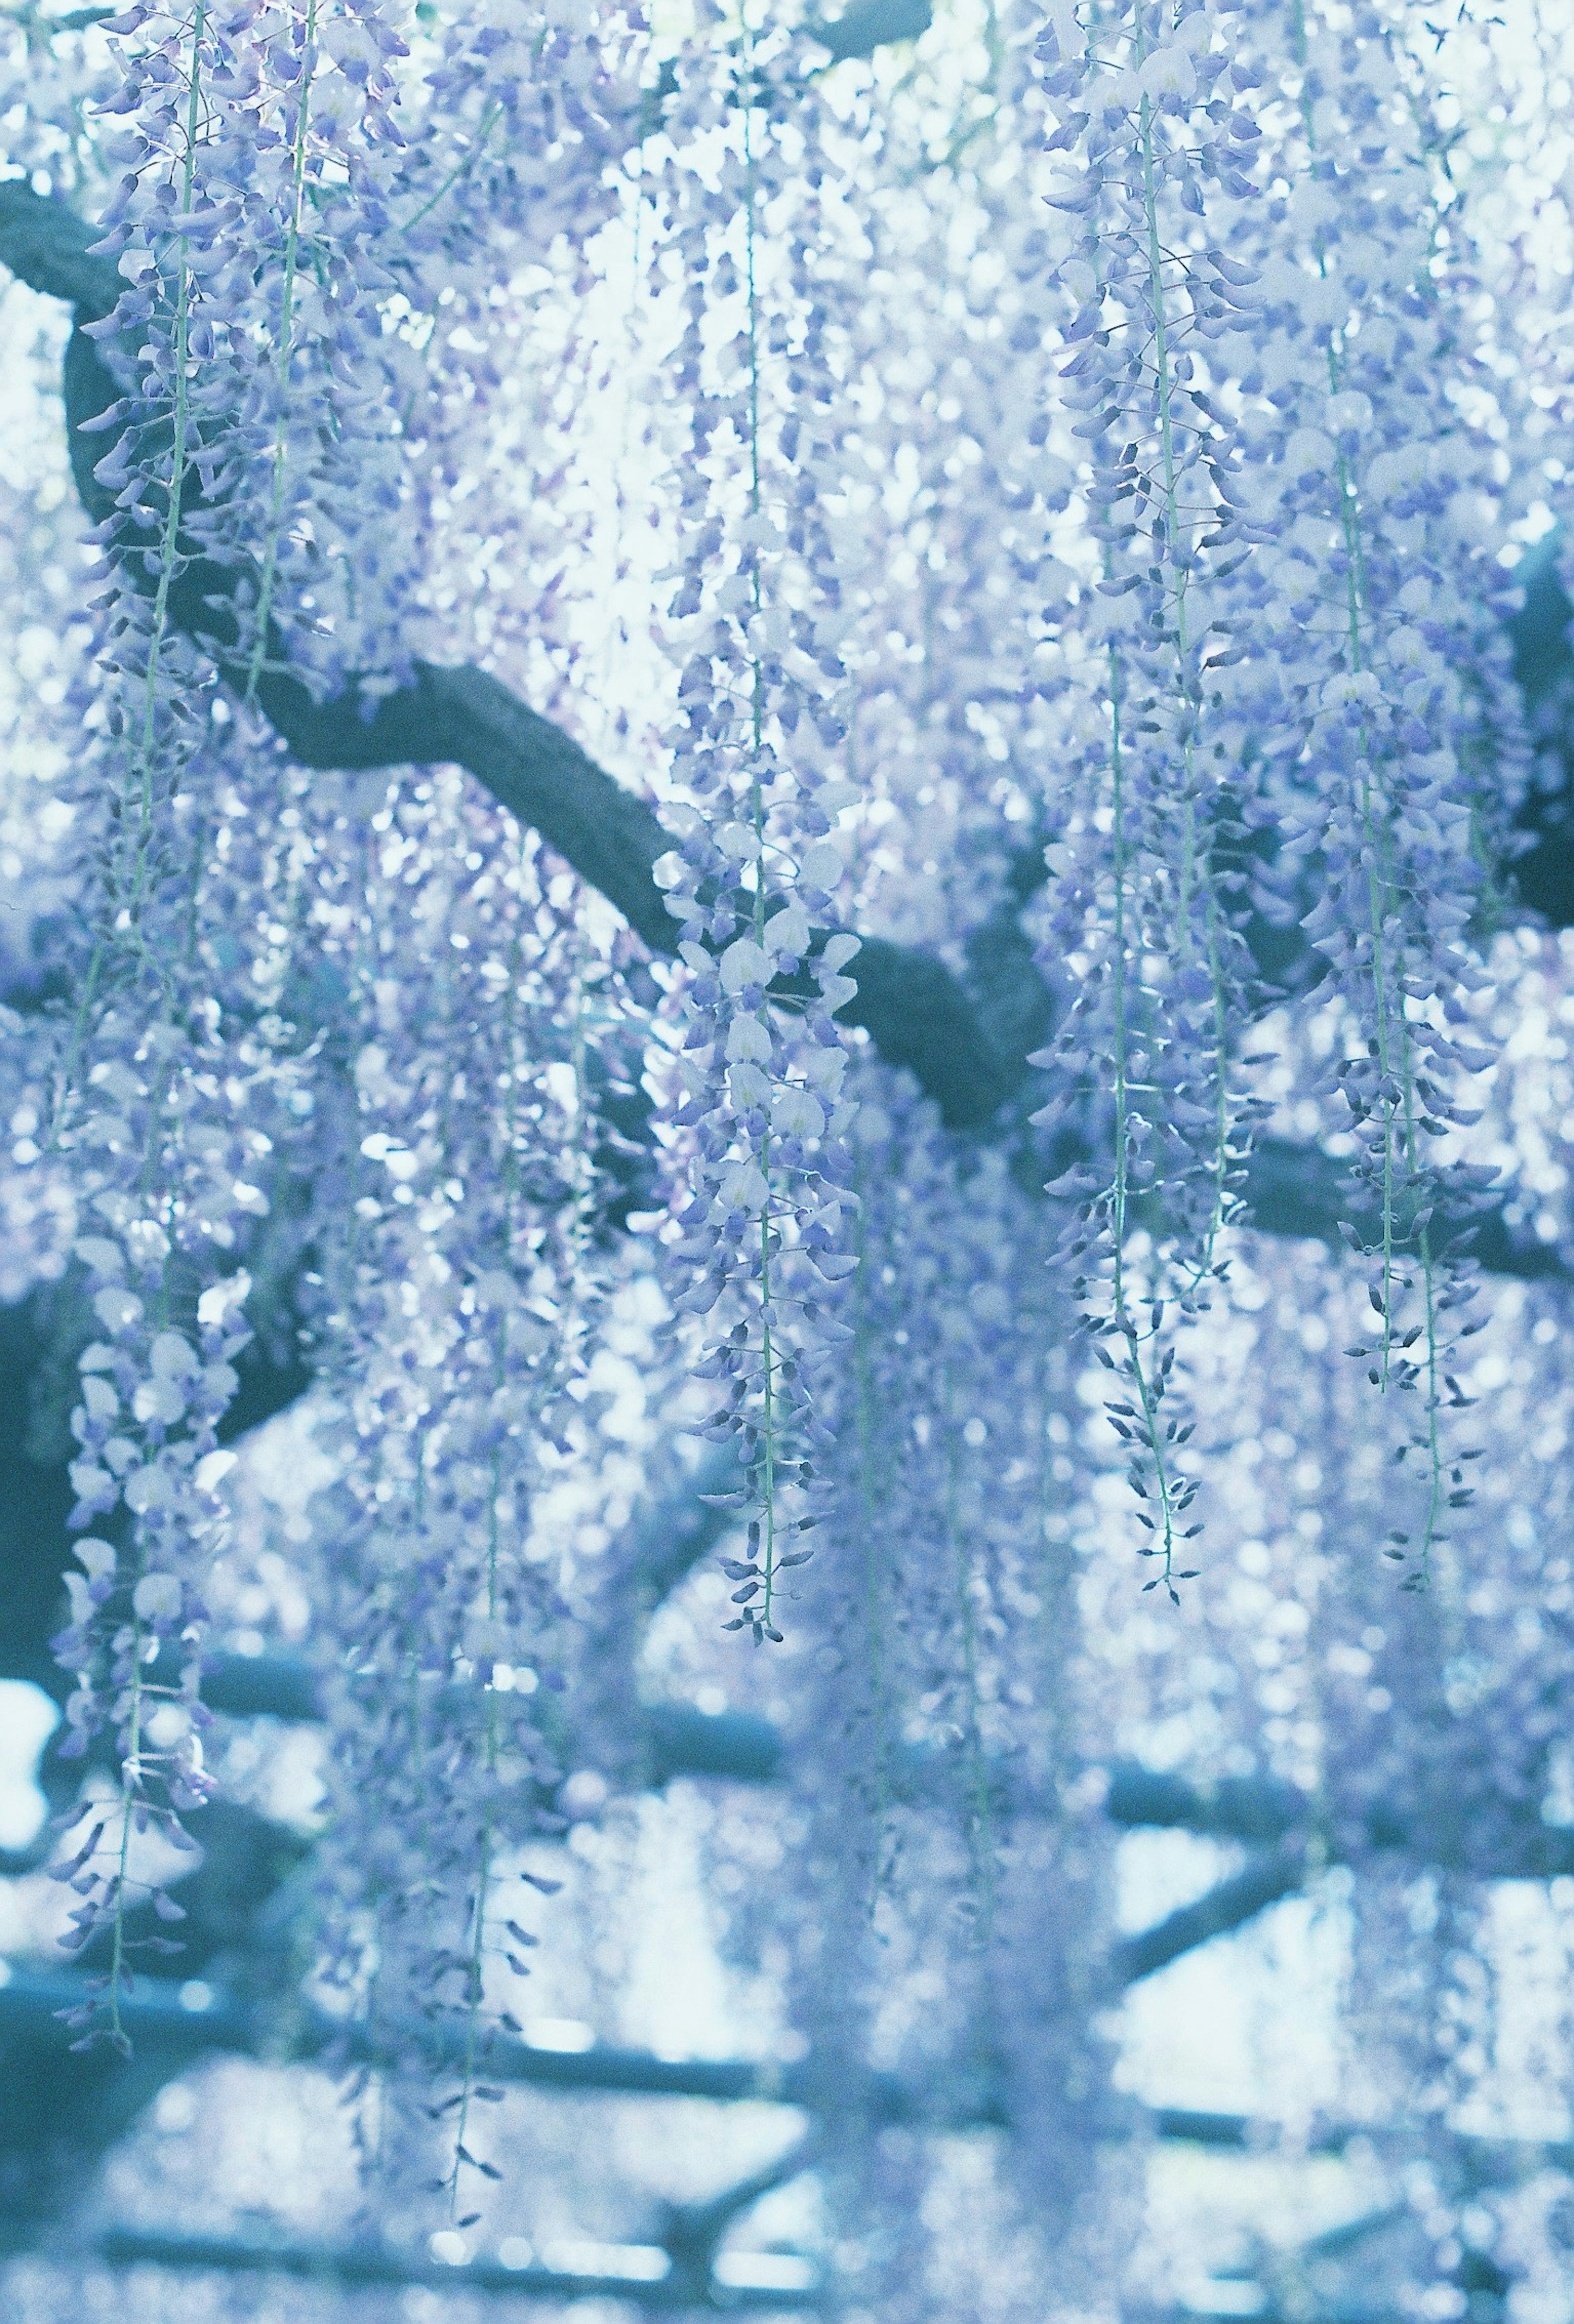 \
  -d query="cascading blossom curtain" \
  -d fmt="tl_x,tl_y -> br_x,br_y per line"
6,0 -> 1574,2315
